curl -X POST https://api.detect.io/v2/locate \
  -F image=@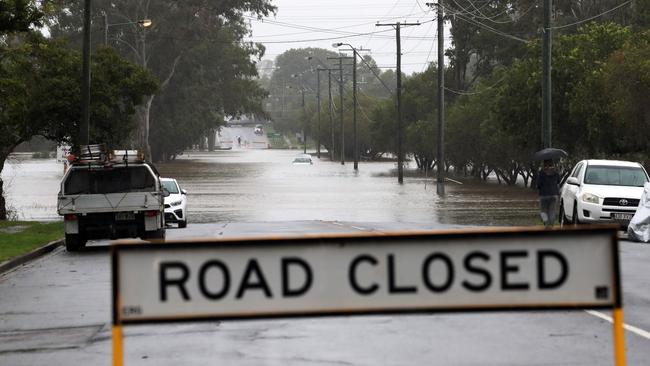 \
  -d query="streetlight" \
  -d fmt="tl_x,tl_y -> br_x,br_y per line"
333,42 -> 362,171
103,14 -> 153,45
